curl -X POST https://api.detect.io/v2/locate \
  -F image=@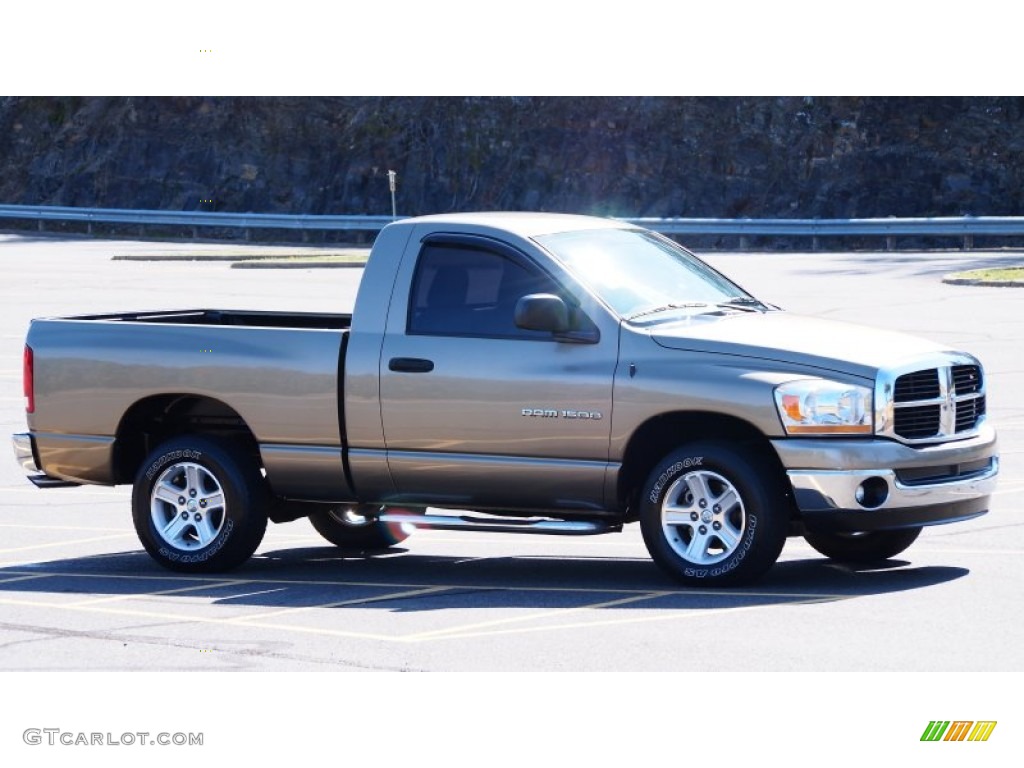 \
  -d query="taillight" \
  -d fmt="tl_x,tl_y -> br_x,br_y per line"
24,345 -> 34,413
